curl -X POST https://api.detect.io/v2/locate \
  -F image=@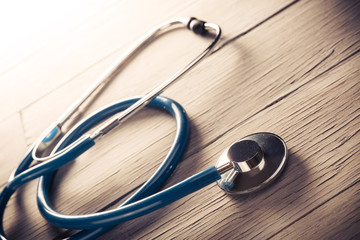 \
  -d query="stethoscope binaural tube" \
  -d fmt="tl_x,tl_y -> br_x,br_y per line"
31,17 -> 221,161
